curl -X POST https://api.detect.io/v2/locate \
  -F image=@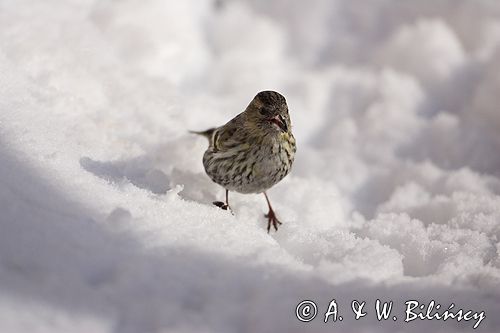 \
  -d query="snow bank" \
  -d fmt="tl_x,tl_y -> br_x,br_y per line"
1,0 -> 500,332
